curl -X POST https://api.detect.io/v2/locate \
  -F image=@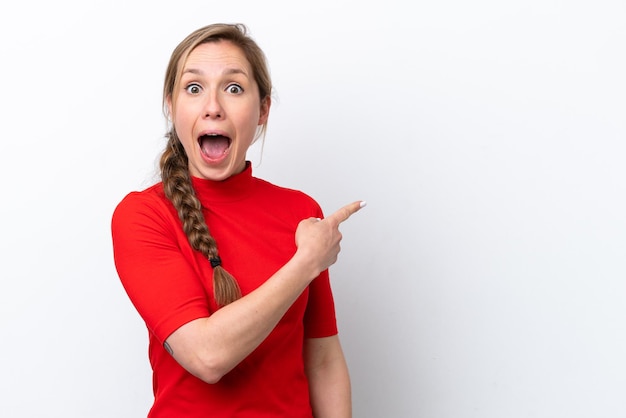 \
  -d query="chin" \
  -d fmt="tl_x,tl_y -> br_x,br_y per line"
196,163 -> 240,181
